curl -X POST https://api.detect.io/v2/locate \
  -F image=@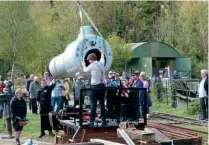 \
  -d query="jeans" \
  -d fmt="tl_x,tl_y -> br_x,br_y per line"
89,83 -> 106,122
51,97 -> 62,113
